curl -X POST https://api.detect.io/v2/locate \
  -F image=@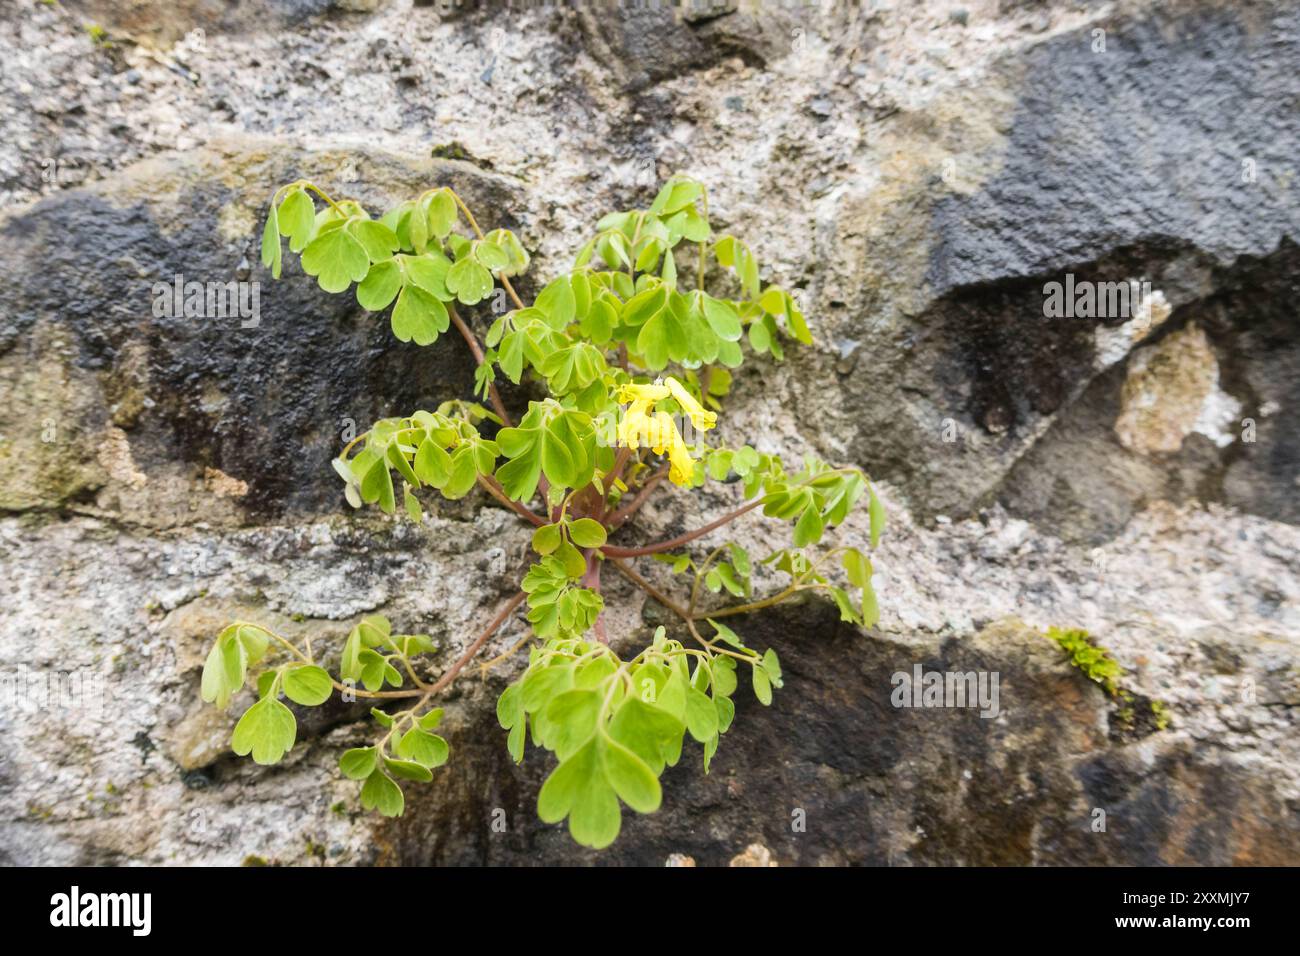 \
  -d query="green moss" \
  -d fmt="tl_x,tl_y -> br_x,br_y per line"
241,854 -> 269,867
430,142 -> 473,162
84,23 -> 111,48
1045,626 -> 1171,736
1045,626 -> 1124,696
1150,698 -> 1170,730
